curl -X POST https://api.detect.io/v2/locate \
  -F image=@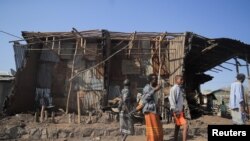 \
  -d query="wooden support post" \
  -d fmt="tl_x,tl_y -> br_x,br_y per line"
68,113 -> 72,124
58,40 -> 61,55
83,38 -> 86,54
45,37 -> 48,45
77,91 -> 81,124
44,110 -> 48,121
102,30 -> 111,106
40,106 -> 45,122
72,112 -> 75,124
34,112 -> 38,122
52,37 -> 55,50
51,111 -> 55,123
157,33 -> 166,119
66,39 -> 79,114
